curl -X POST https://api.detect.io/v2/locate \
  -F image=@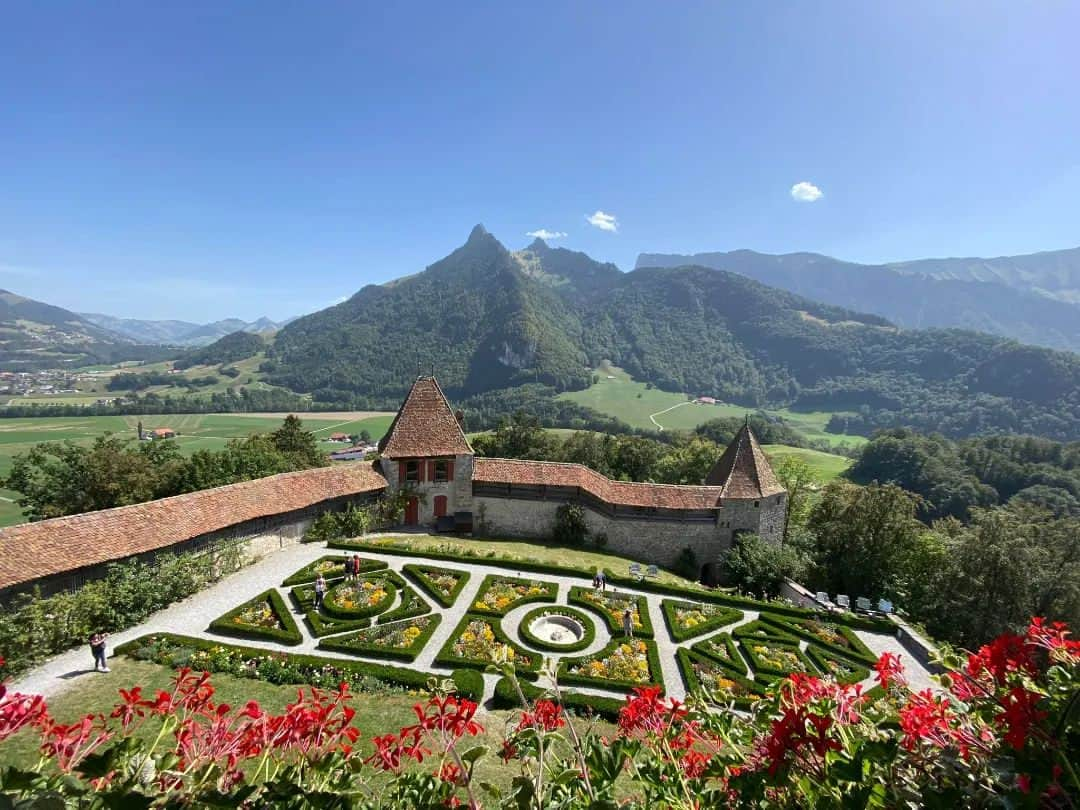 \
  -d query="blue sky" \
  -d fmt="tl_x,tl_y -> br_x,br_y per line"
1,1 -> 1078,322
